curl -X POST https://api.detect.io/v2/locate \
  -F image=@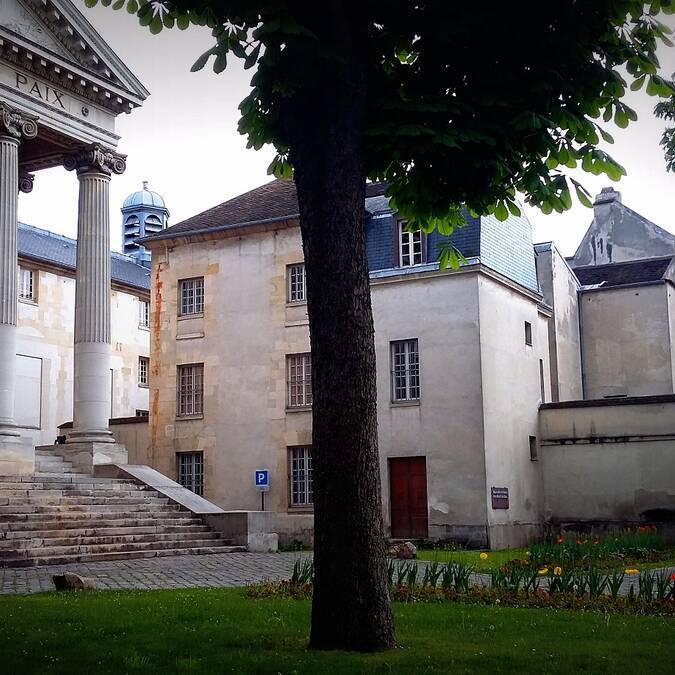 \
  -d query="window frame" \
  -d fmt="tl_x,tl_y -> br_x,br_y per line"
286,263 -> 306,304
525,321 -> 533,346
138,298 -> 150,329
288,445 -> 313,508
286,352 -> 312,409
138,356 -> 149,388
176,363 -> 204,418
390,338 -> 421,403
176,451 -> 204,496
18,266 -> 37,303
398,221 -> 424,268
178,277 -> 205,317
529,435 -> 538,461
